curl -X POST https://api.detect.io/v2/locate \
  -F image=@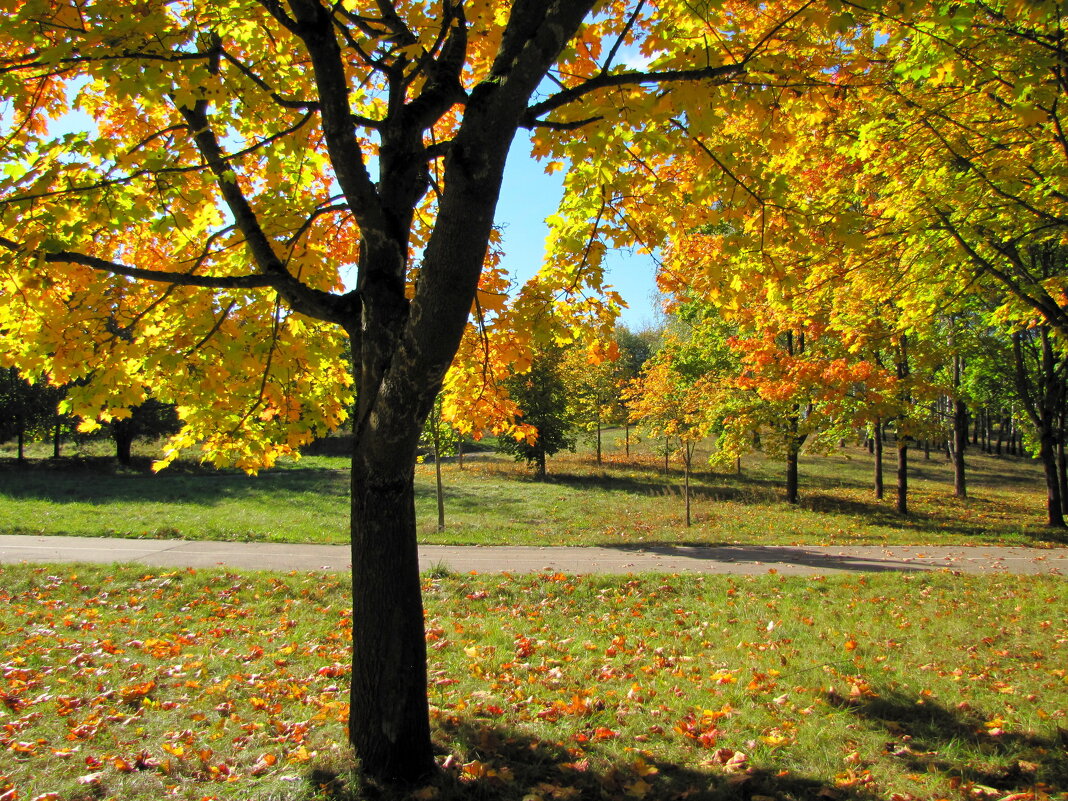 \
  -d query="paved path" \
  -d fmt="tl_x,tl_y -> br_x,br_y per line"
0,534 -> 1065,576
